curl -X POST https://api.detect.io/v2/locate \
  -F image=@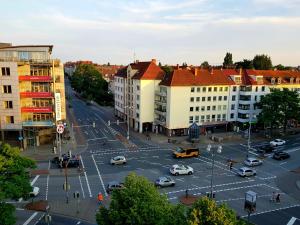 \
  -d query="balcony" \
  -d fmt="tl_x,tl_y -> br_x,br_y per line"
20,92 -> 54,98
154,118 -> 166,126
21,106 -> 53,113
155,91 -> 167,97
19,76 -> 52,82
155,99 -> 167,106
155,109 -> 166,116
22,120 -> 54,127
